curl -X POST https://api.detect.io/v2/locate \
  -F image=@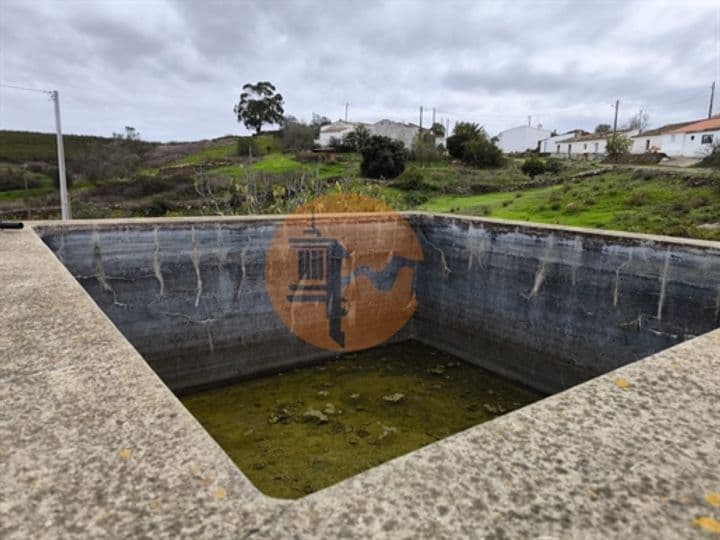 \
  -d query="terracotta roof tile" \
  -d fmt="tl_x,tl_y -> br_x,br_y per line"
670,117 -> 720,134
